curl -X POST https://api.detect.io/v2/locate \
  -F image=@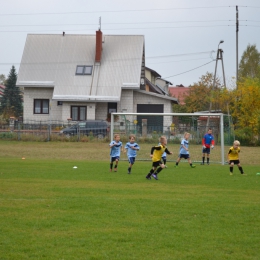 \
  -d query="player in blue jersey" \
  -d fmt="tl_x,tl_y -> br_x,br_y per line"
175,132 -> 196,168
109,134 -> 123,172
159,141 -> 168,168
124,134 -> 140,174
201,128 -> 215,165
